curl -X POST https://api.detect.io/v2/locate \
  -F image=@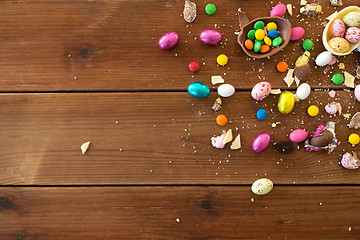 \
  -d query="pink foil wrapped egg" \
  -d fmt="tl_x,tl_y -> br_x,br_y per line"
329,19 -> 346,38
252,132 -> 271,153
270,3 -> 286,17
158,32 -> 179,50
290,27 -> 305,41
251,82 -> 271,101
345,27 -> 360,43
289,129 -> 308,143
199,29 -> 222,45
